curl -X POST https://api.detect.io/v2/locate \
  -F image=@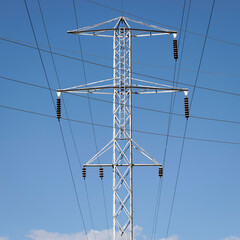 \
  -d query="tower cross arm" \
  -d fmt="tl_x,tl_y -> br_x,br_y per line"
56,78 -> 188,95
66,16 -> 177,38
67,28 -> 177,35
83,164 -> 162,167
57,85 -> 187,93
